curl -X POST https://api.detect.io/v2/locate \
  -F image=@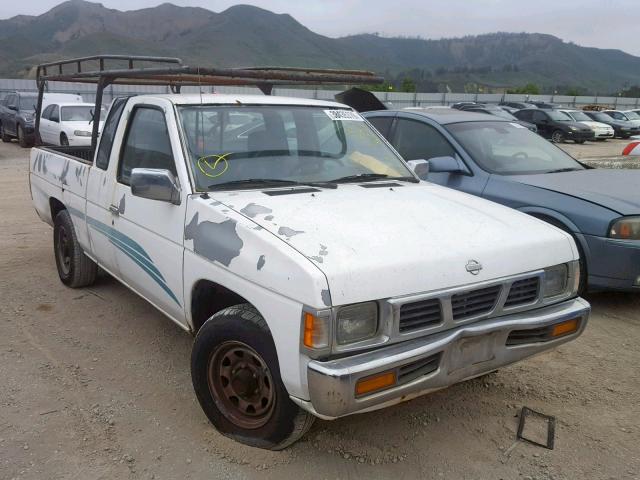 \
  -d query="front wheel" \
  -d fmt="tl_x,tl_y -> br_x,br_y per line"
60,133 -> 69,146
551,130 -> 565,143
53,210 -> 98,287
17,125 -> 32,148
191,303 -> 315,450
